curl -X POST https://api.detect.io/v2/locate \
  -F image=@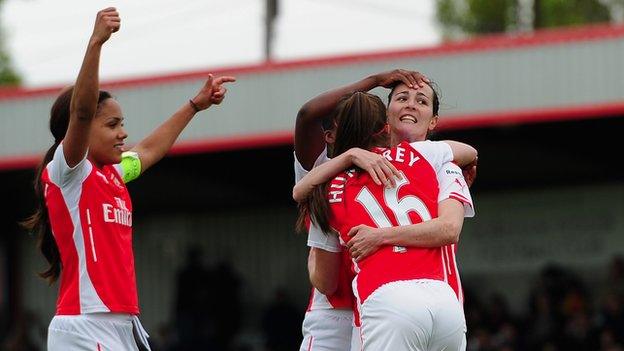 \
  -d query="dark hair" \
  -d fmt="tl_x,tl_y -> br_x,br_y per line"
297,92 -> 388,234
387,81 -> 440,116
22,87 -> 112,285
